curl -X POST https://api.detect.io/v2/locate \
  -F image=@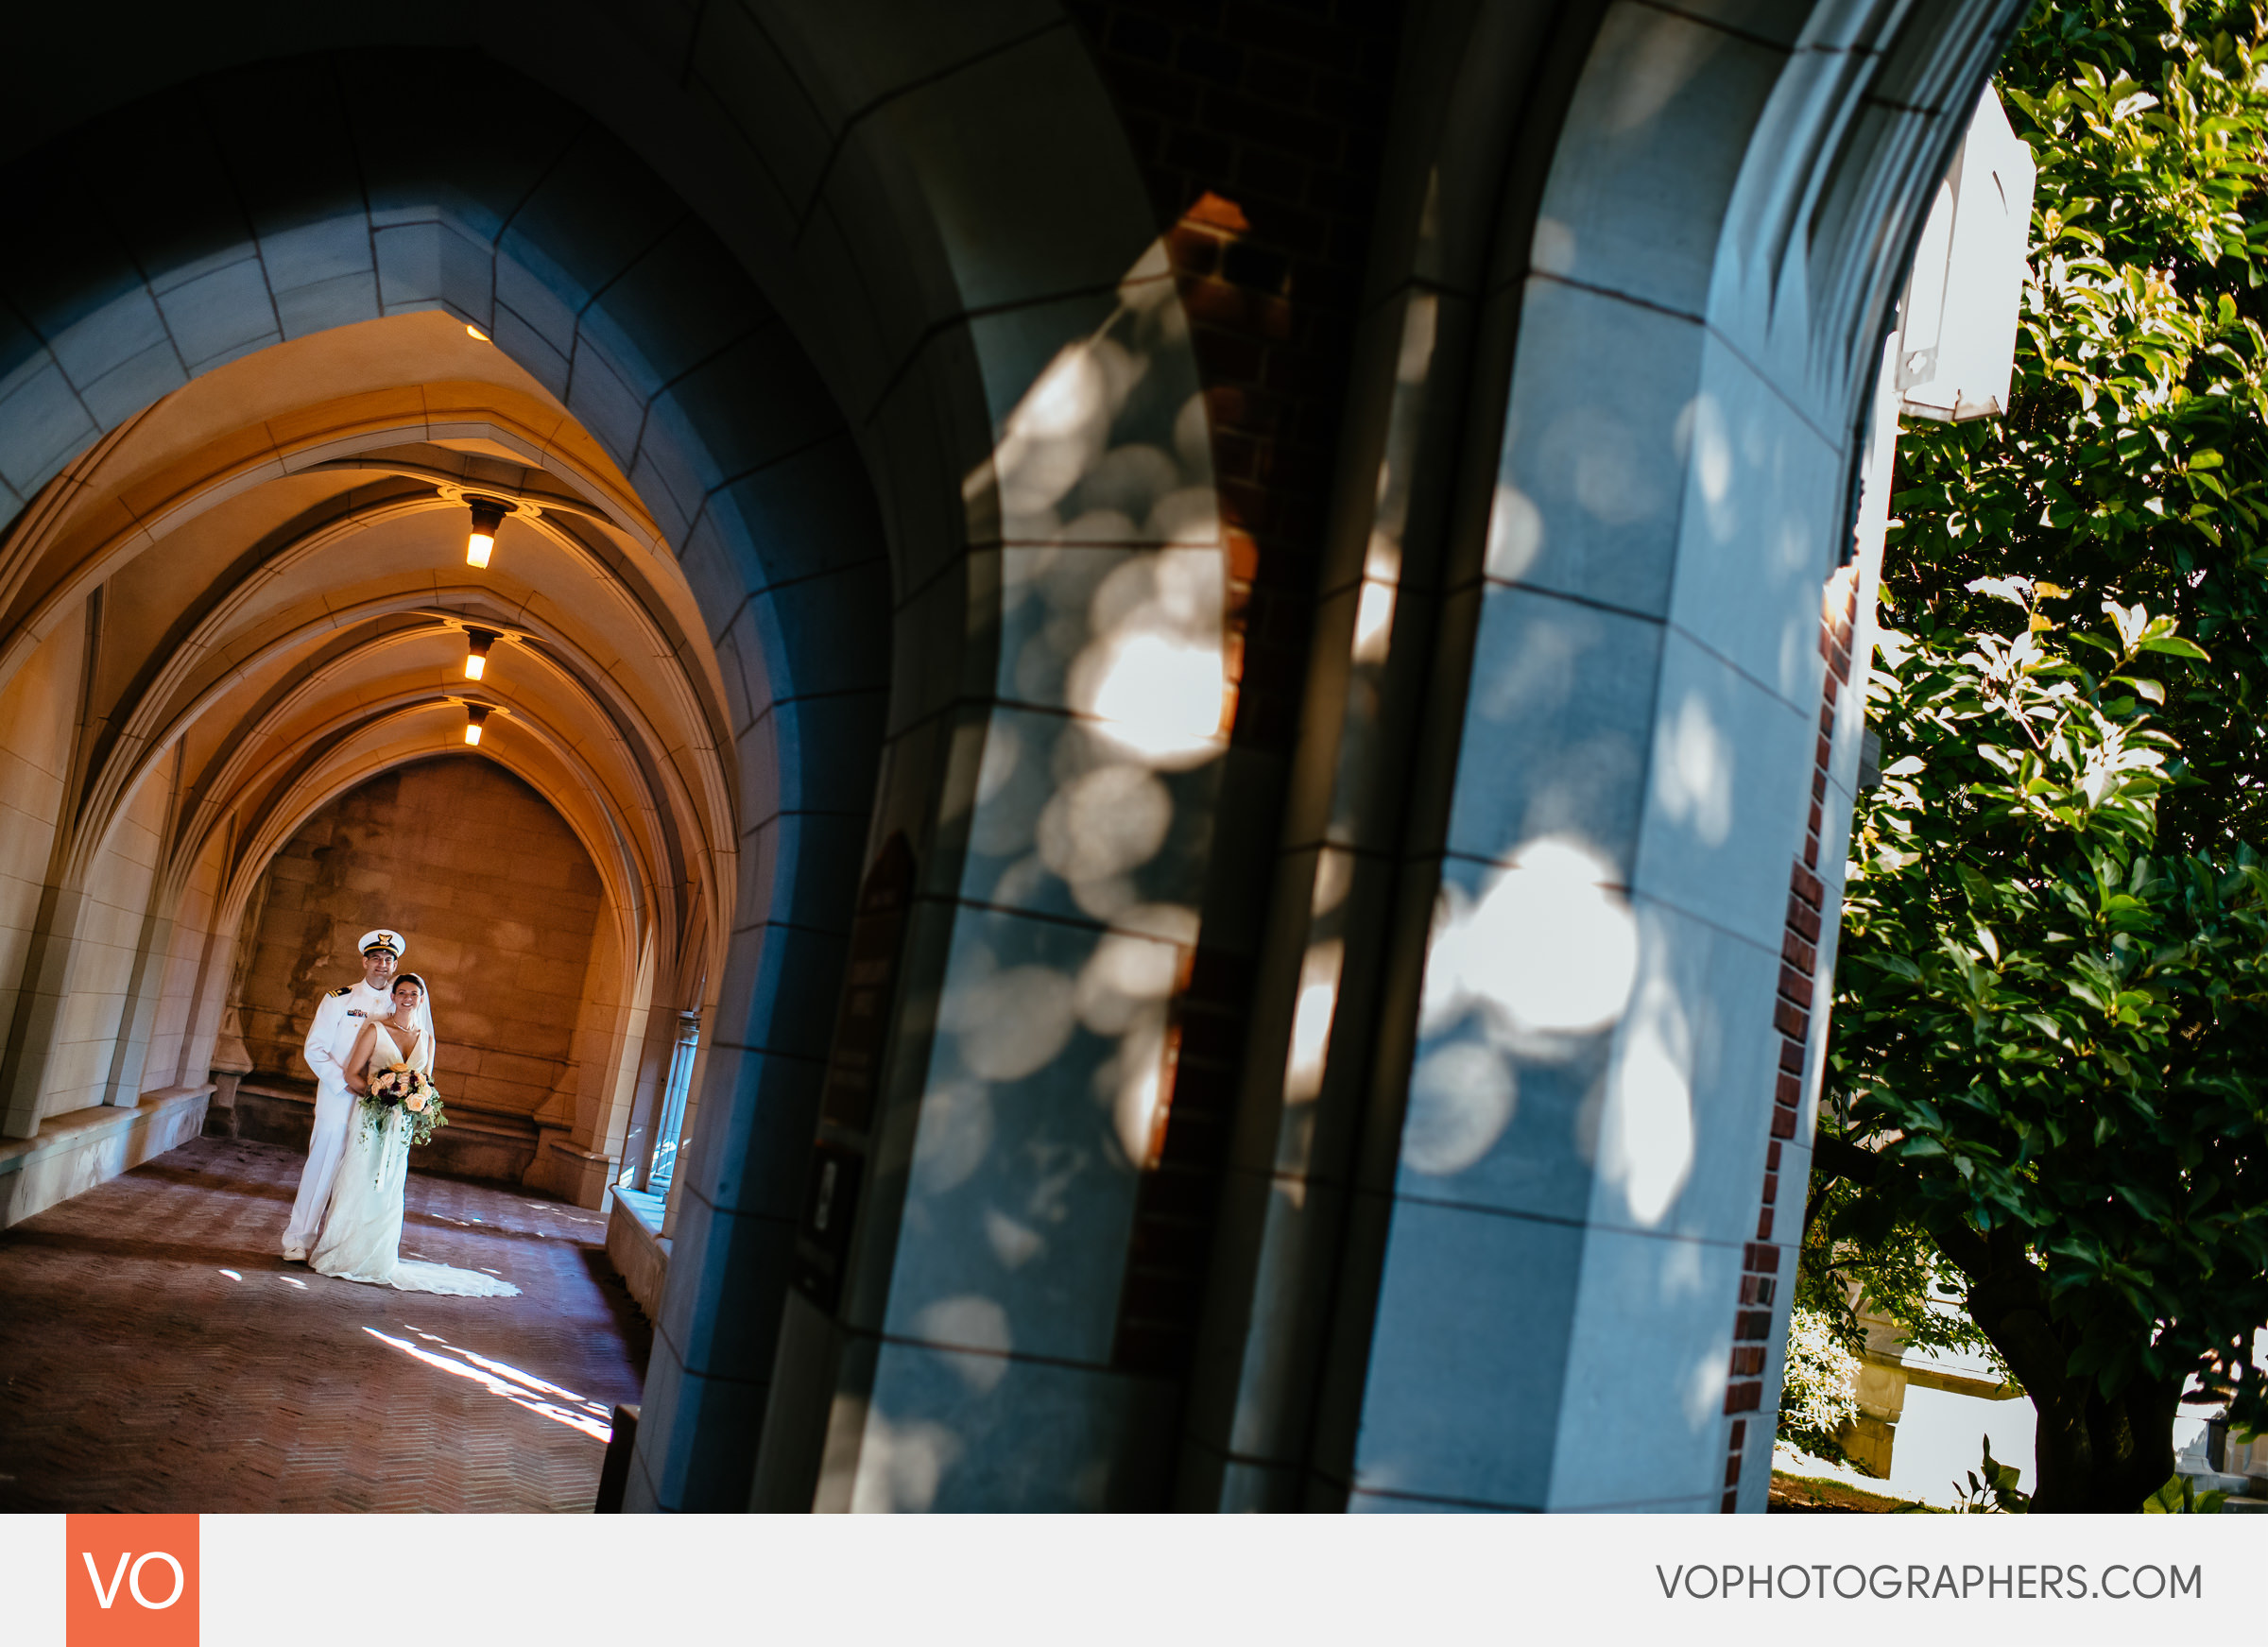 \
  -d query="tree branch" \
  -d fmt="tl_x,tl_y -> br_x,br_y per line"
1802,1133 -> 1884,1242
